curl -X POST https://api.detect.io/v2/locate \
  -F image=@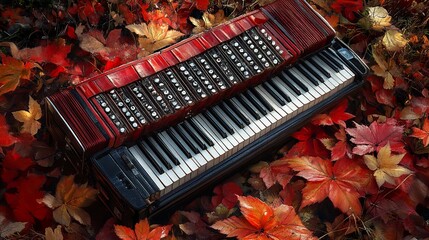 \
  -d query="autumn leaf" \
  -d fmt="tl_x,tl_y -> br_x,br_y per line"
322,127 -> 353,161
179,211 -> 217,237
0,115 -> 17,151
366,6 -> 392,31
5,174 -> 49,223
45,225 -> 63,240
211,195 -> 315,239
40,175 -> 98,226
371,44 -> 401,89
287,156 -> 374,215
0,214 -> 27,238
410,118 -> 429,147
211,182 -> 243,209
382,29 -> 408,51
346,119 -> 405,155
288,125 -> 330,158
330,0 -> 363,22
311,99 -> 354,127
363,144 -> 412,187
1,150 -> 33,183
0,55 -> 35,96
195,0 -> 210,11
12,96 -> 42,136
259,159 -> 293,188
114,218 -> 172,240
190,10 -> 227,34
126,21 -> 184,55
